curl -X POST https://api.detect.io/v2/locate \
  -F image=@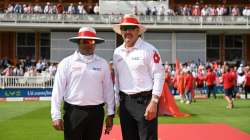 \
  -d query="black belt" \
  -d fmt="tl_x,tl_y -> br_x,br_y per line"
64,101 -> 104,110
119,90 -> 152,98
